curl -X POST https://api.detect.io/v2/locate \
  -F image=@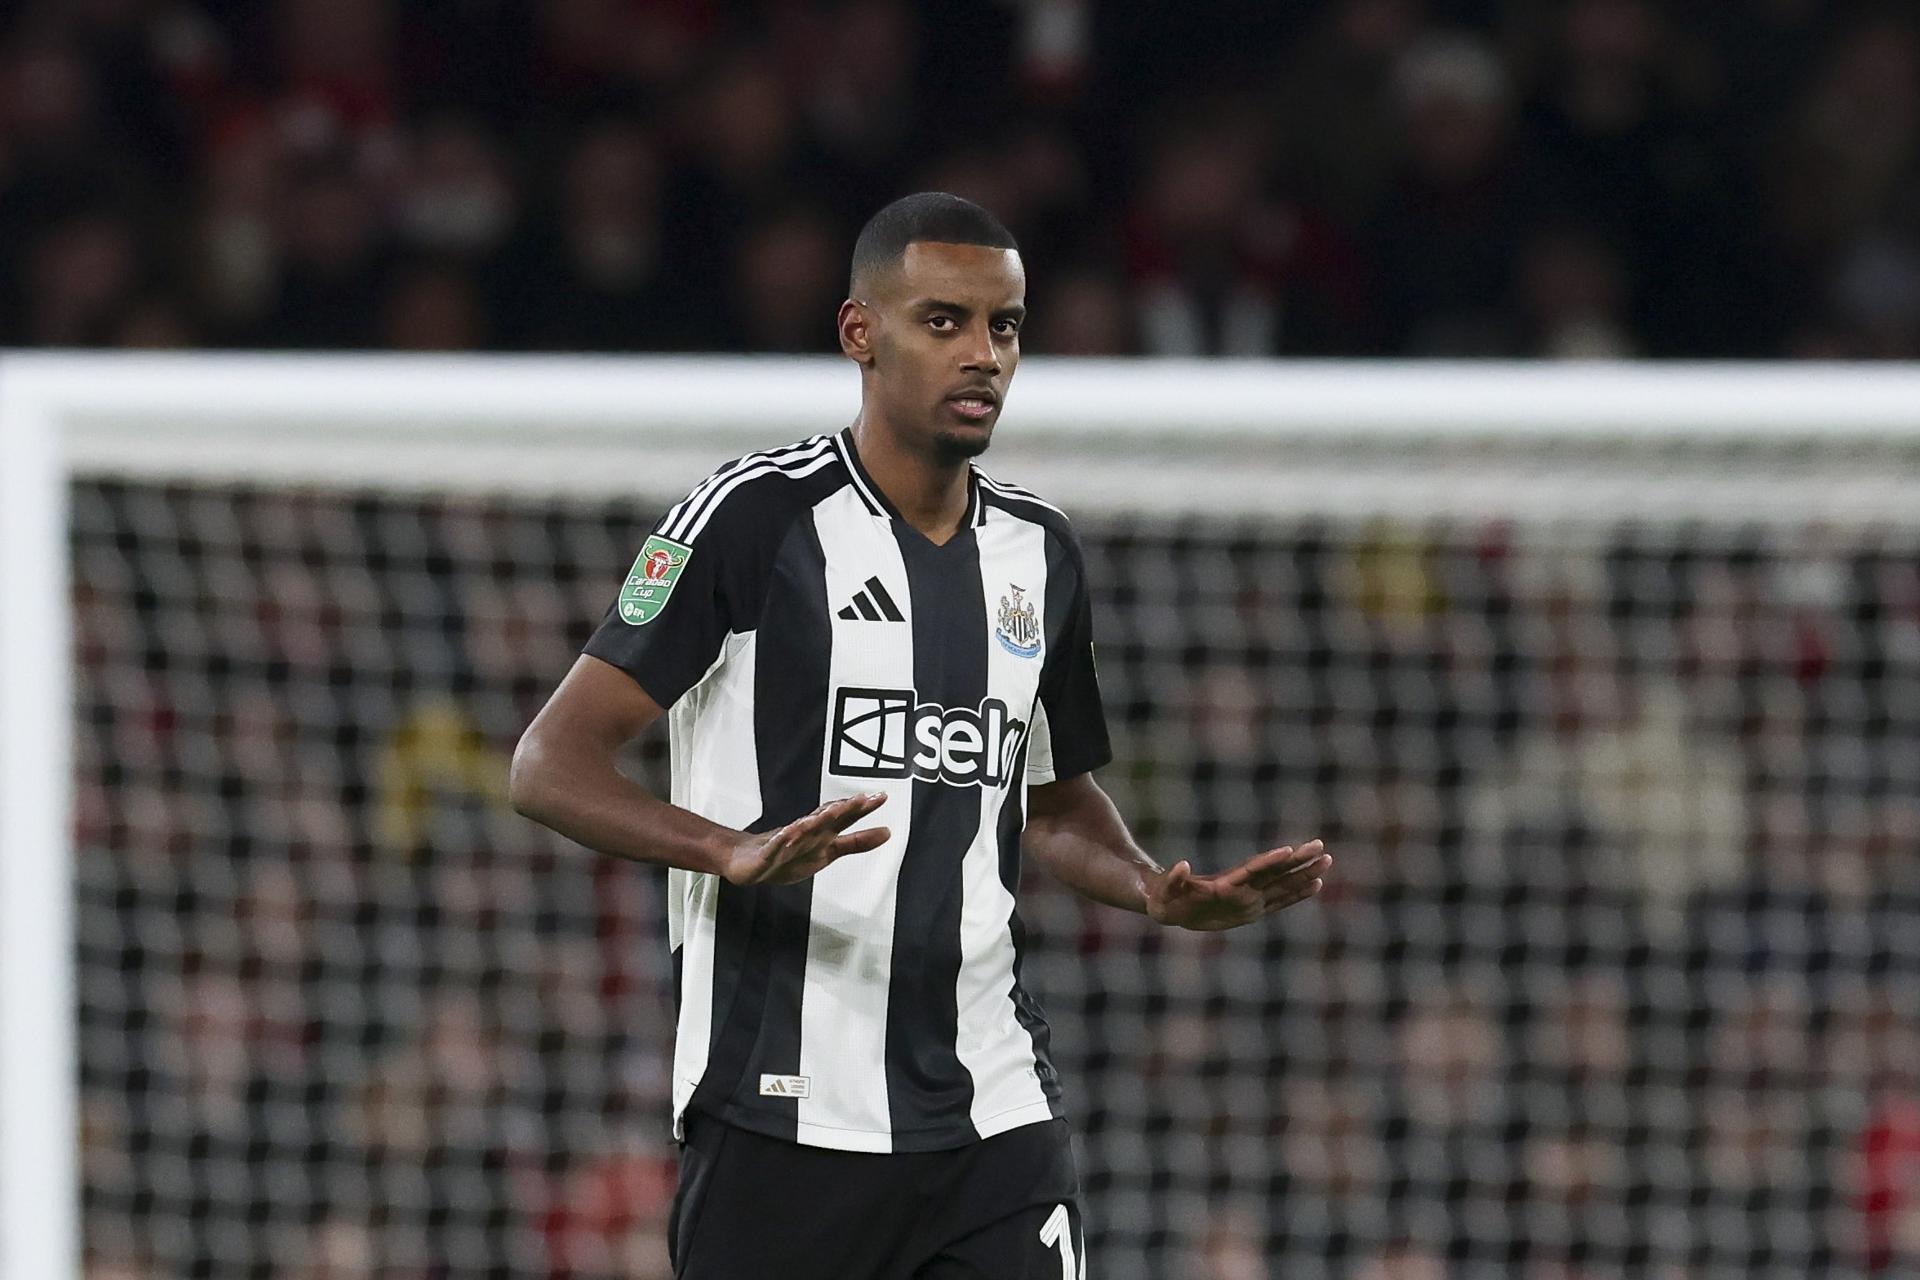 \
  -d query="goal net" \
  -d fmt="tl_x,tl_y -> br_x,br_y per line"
7,356 -> 1920,1280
